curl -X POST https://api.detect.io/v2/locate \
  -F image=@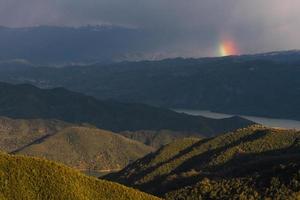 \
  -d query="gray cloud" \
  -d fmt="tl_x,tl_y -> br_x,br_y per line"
0,0 -> 300,57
